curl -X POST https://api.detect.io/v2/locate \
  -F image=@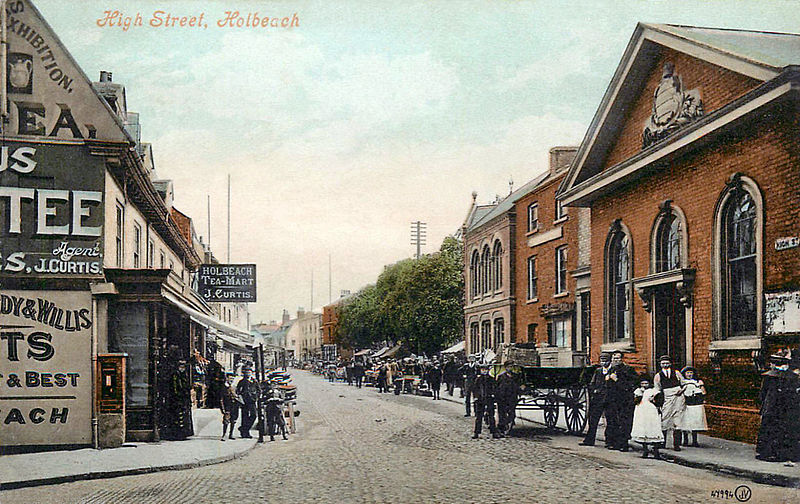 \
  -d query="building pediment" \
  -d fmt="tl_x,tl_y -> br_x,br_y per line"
558,23 -> 800,206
